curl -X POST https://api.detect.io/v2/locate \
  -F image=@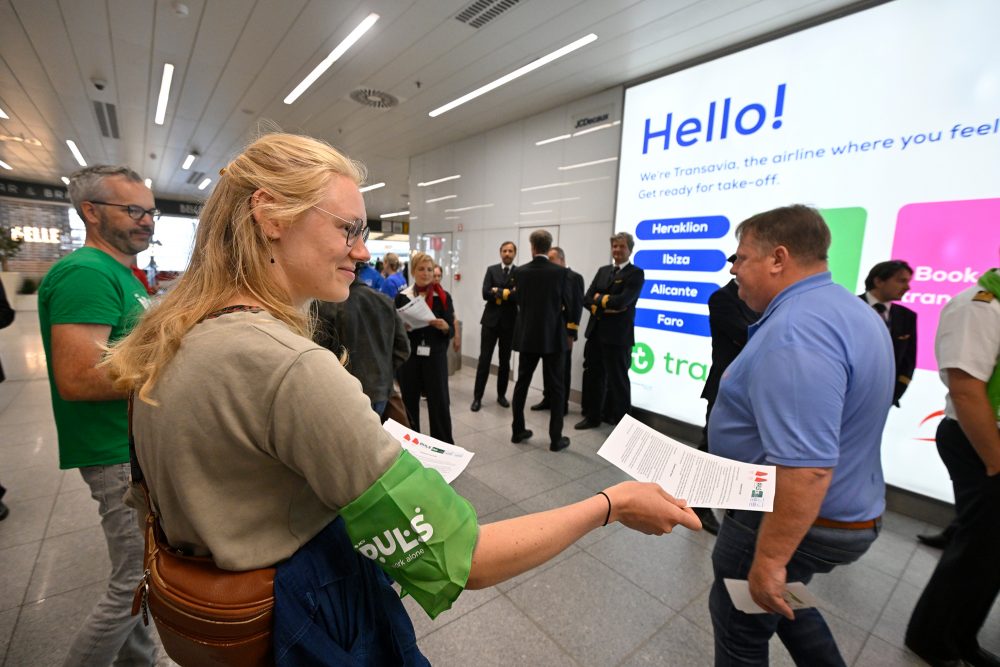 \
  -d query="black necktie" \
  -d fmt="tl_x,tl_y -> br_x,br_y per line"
873,303 -> 889,326
502,266 -> 509,280
610,265 -> 619,279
